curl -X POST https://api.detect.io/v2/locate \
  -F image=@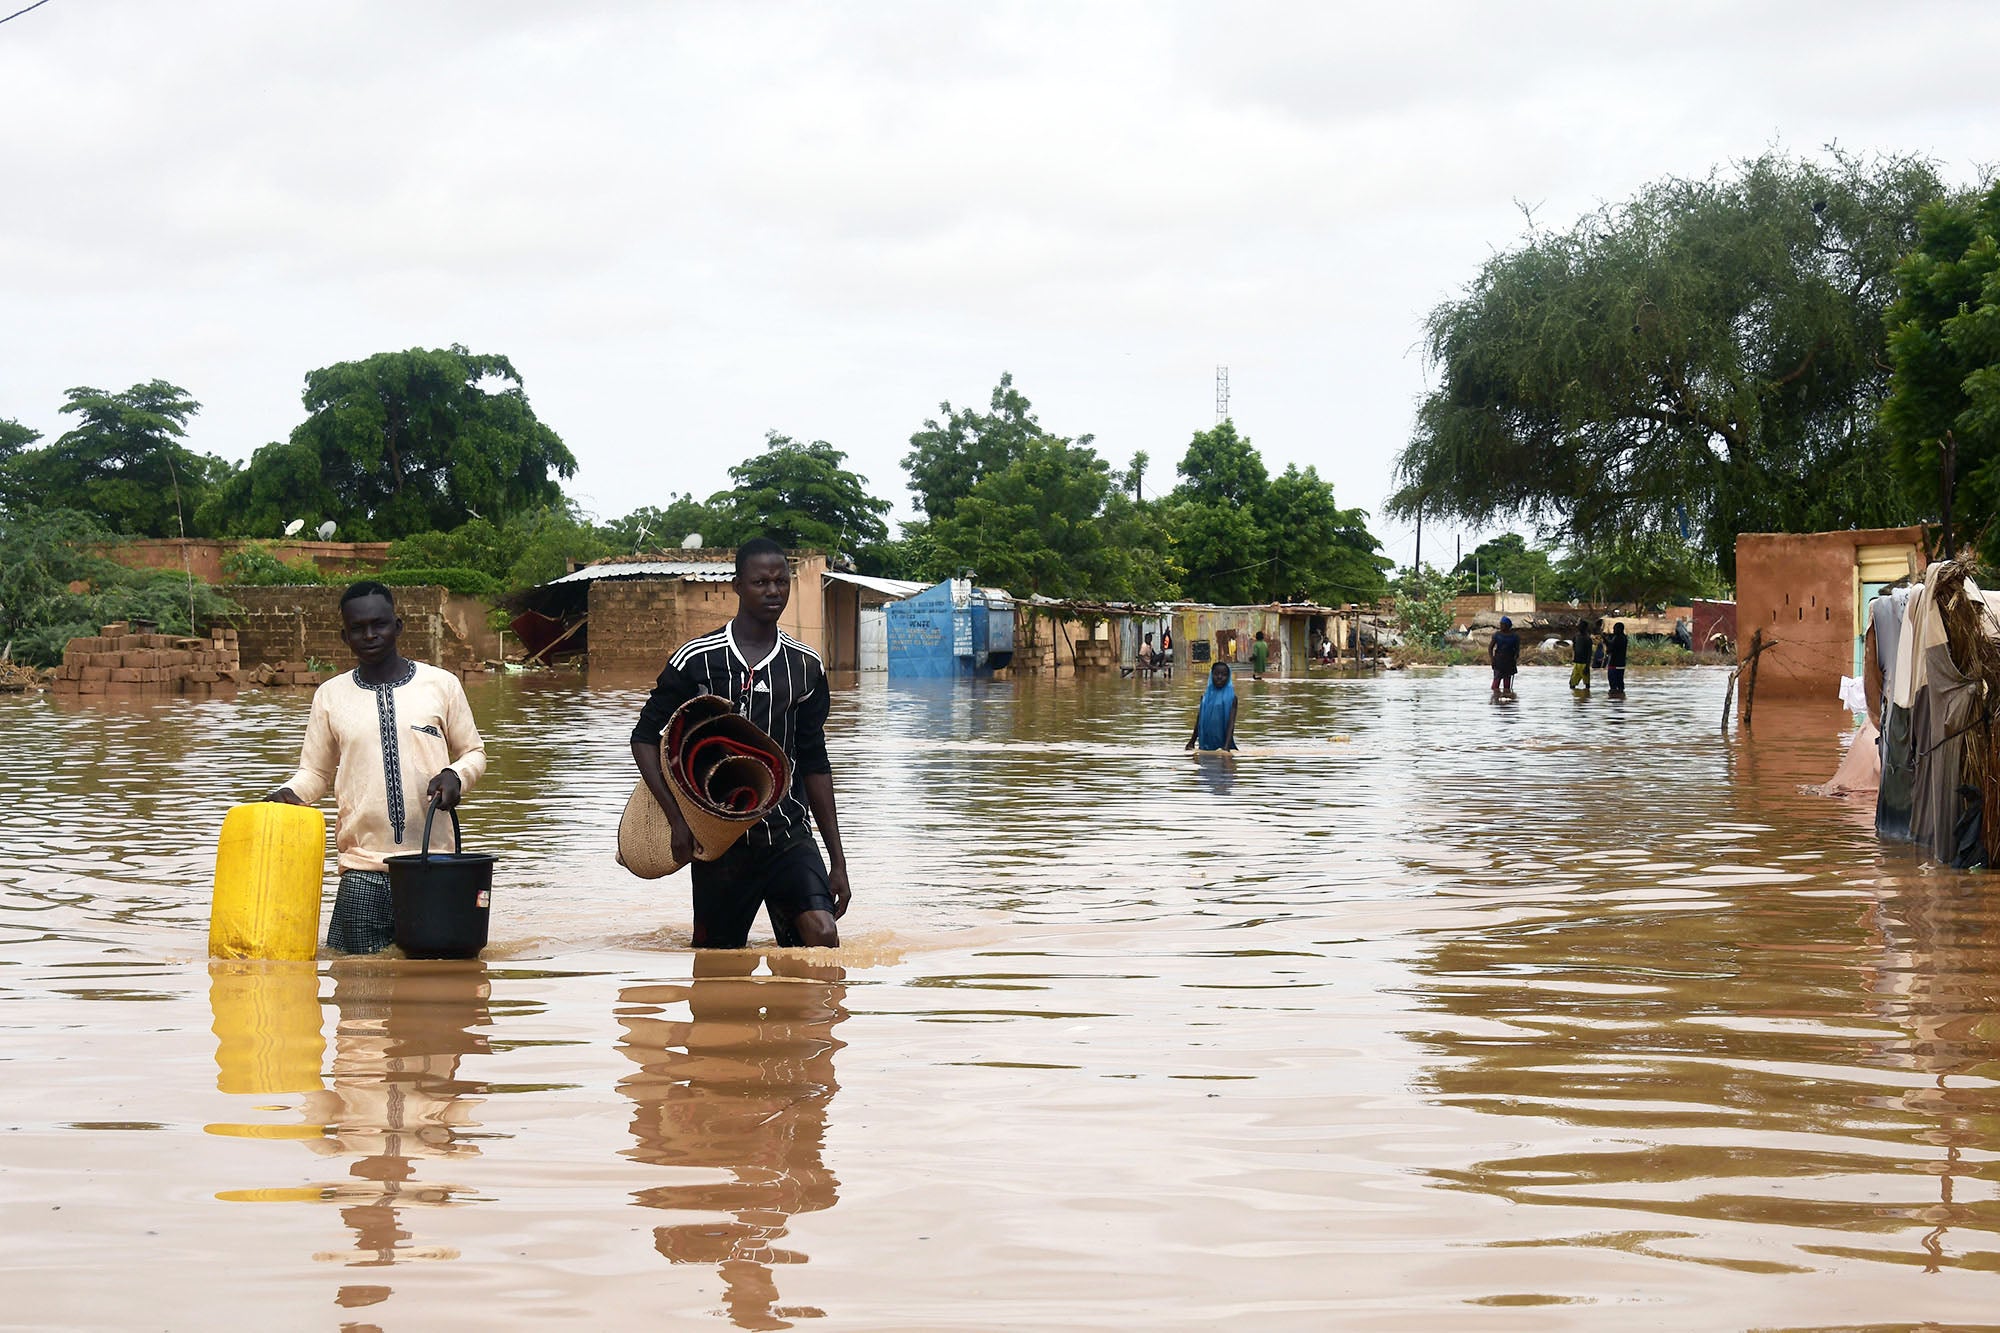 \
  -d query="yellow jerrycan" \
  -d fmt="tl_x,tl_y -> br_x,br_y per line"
210,802 -> 327,960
